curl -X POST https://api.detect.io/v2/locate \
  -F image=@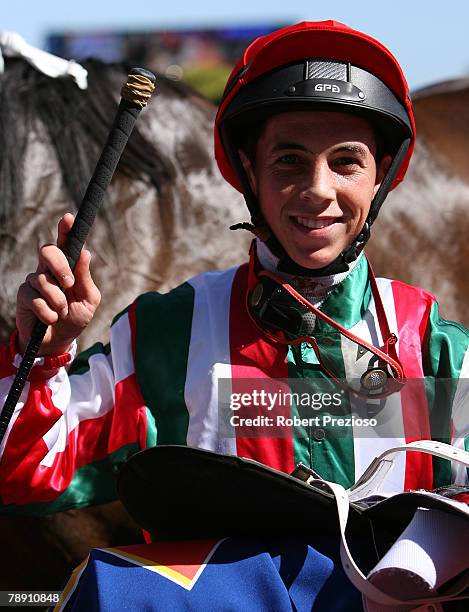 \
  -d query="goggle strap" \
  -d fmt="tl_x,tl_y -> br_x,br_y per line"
368,138 -> 411,226
245,298 -> 404,400
256,268 -> 405,380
